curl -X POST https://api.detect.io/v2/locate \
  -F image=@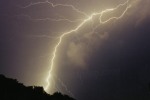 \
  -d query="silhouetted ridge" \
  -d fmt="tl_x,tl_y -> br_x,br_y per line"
0,74 -> 75,100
